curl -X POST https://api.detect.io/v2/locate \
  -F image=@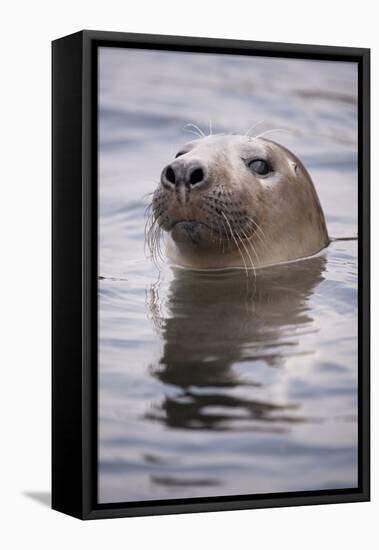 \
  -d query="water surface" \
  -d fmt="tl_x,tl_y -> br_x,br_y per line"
98,47 -> 358,503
